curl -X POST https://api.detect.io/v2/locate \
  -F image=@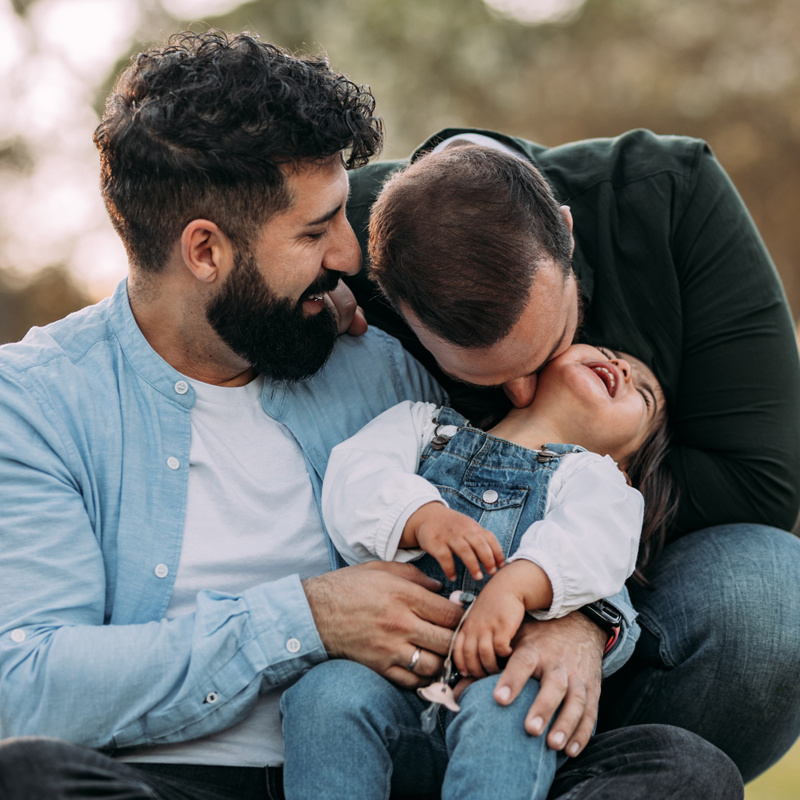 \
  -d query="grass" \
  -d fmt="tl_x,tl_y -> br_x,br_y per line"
745,737 -> 800,799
